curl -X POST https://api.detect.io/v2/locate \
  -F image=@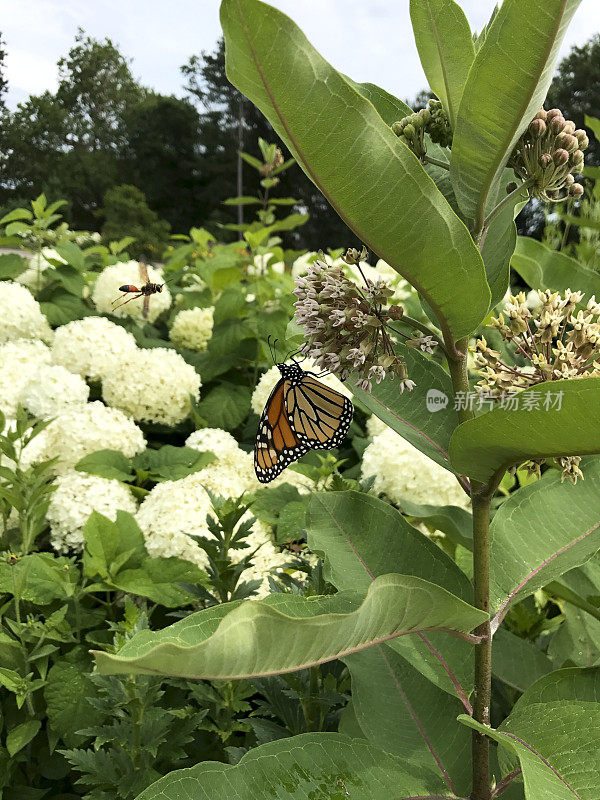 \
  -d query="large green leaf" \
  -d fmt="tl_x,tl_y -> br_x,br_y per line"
221,0 -> 490,341
449,378 -> 600,482
493,627 -> 553,692
450,0 -> 581,226
512,665 -> 600,707
511,236 -> 600,297
307,491 -> 475,697
133,733 -> 448,800
481,175 -> 529,308
346,644 -> 472,796
409,0 -> 475,128
348,342 -> 459,471
93,574 -> 486,679
341,77 -> 412,126
461,704 -> 600,800
488,459 -> 600,626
